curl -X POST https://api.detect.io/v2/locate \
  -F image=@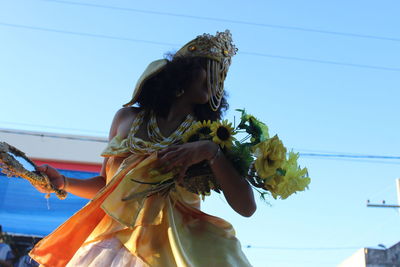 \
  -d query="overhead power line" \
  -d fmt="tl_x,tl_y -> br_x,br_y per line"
41,0 -> 400,42
299,153 -> 400,165
0,129 -> 108,143
0,22 -> 177,47
1,22 -> 399,72
240,51 -> 400,72
0,120 -> 107,135
299,153 -> 400,160
1,128 -> 399,164
294,149 -> 400,164
246,245 -> 360,250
